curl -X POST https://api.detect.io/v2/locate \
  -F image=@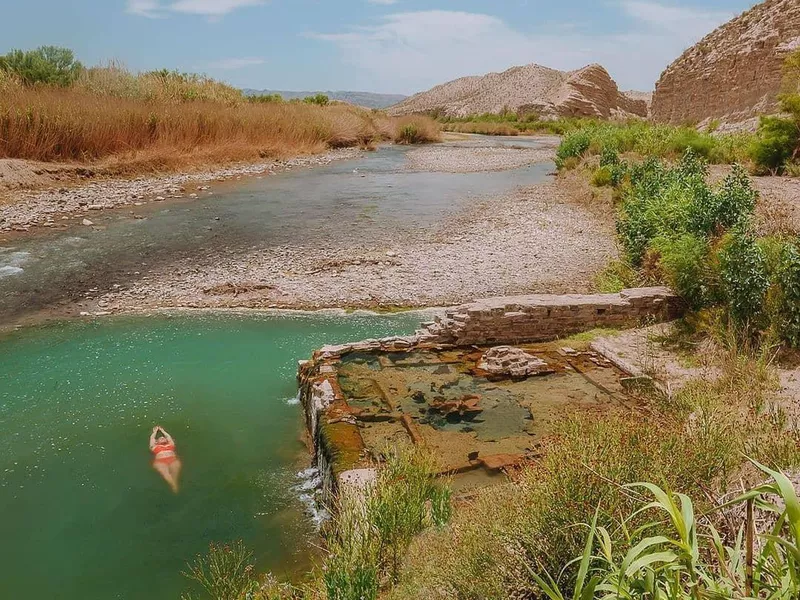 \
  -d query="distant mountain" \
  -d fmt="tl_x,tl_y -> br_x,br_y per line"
242,89 -> 407,109
386,63 -> 648,120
